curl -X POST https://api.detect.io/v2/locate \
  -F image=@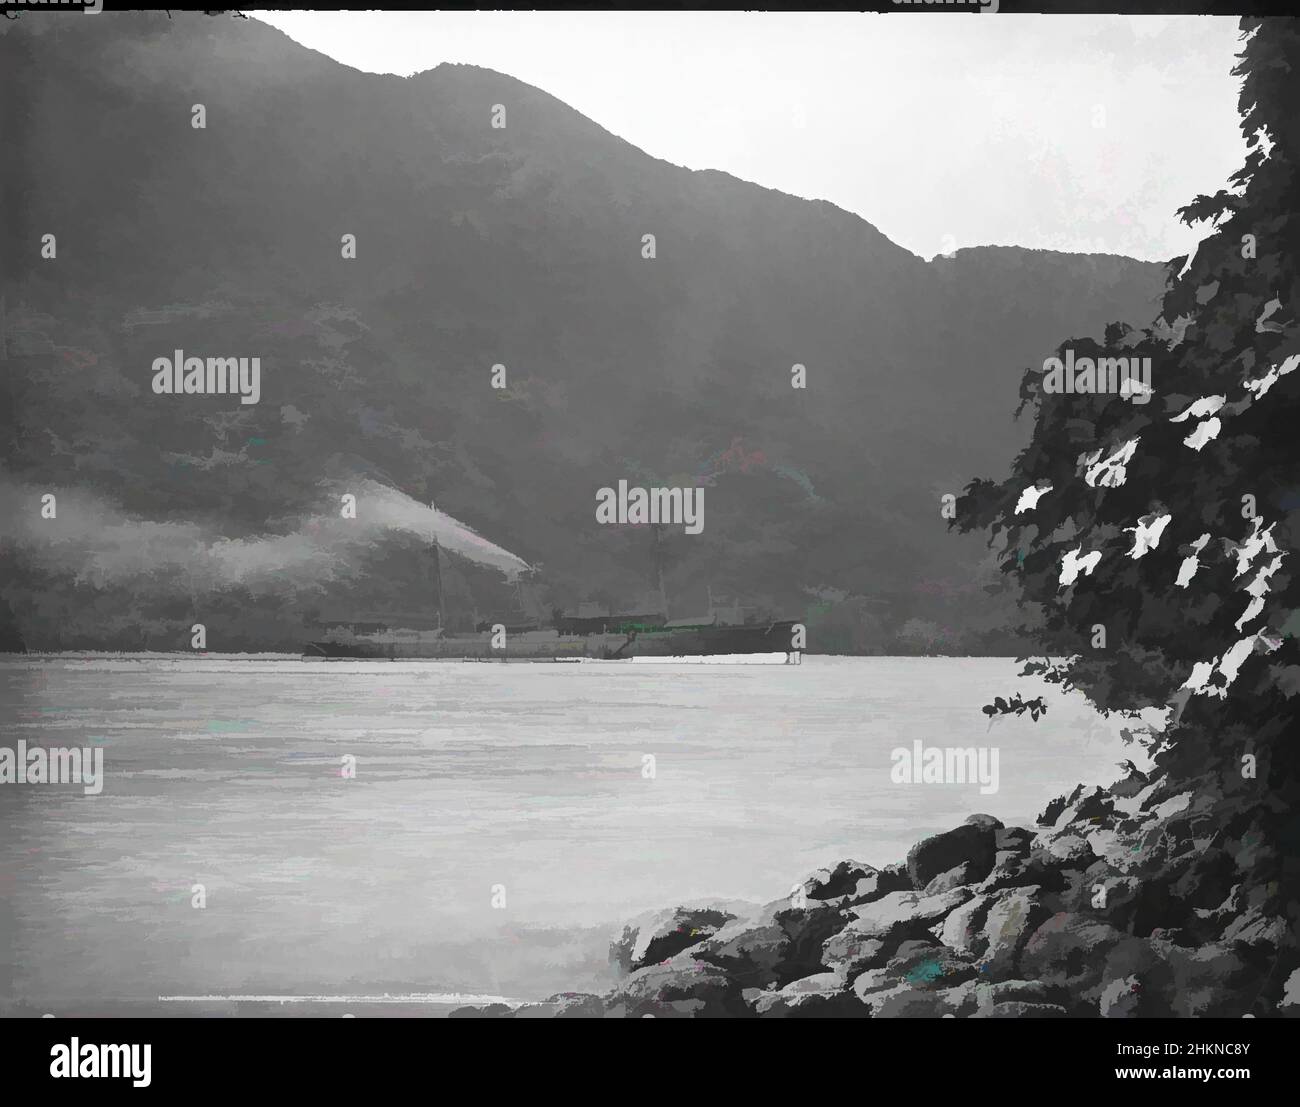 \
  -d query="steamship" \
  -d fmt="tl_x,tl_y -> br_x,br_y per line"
304,534 -> 797,661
